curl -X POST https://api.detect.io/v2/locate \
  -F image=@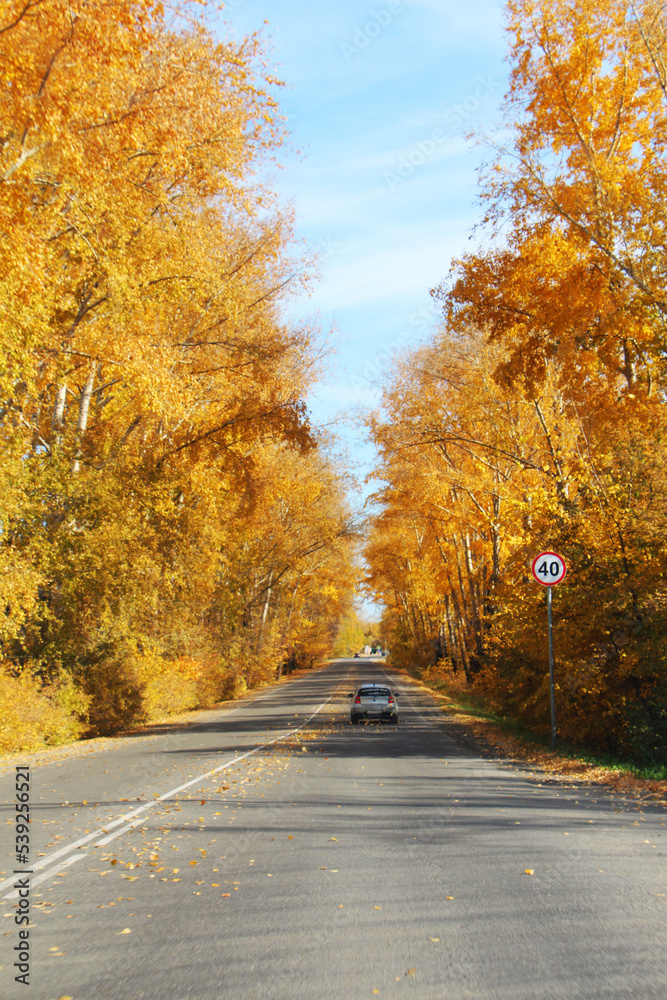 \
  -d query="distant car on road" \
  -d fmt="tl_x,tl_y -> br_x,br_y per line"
348,684 -> 398,725
353,652 -> 360,658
